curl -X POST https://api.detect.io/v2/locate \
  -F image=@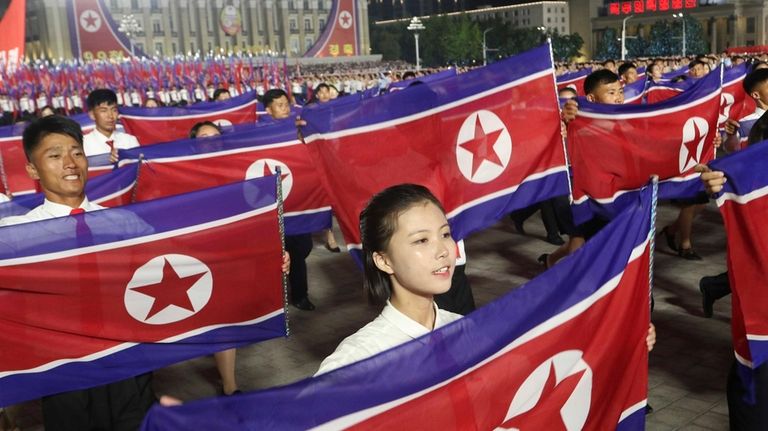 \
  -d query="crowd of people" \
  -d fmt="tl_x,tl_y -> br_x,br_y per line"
0,47 -> 767,430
